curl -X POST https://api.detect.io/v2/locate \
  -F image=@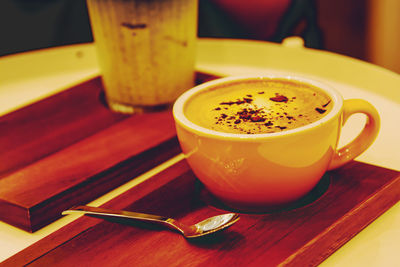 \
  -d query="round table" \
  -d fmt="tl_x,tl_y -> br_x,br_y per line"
0,38 -> 399,266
